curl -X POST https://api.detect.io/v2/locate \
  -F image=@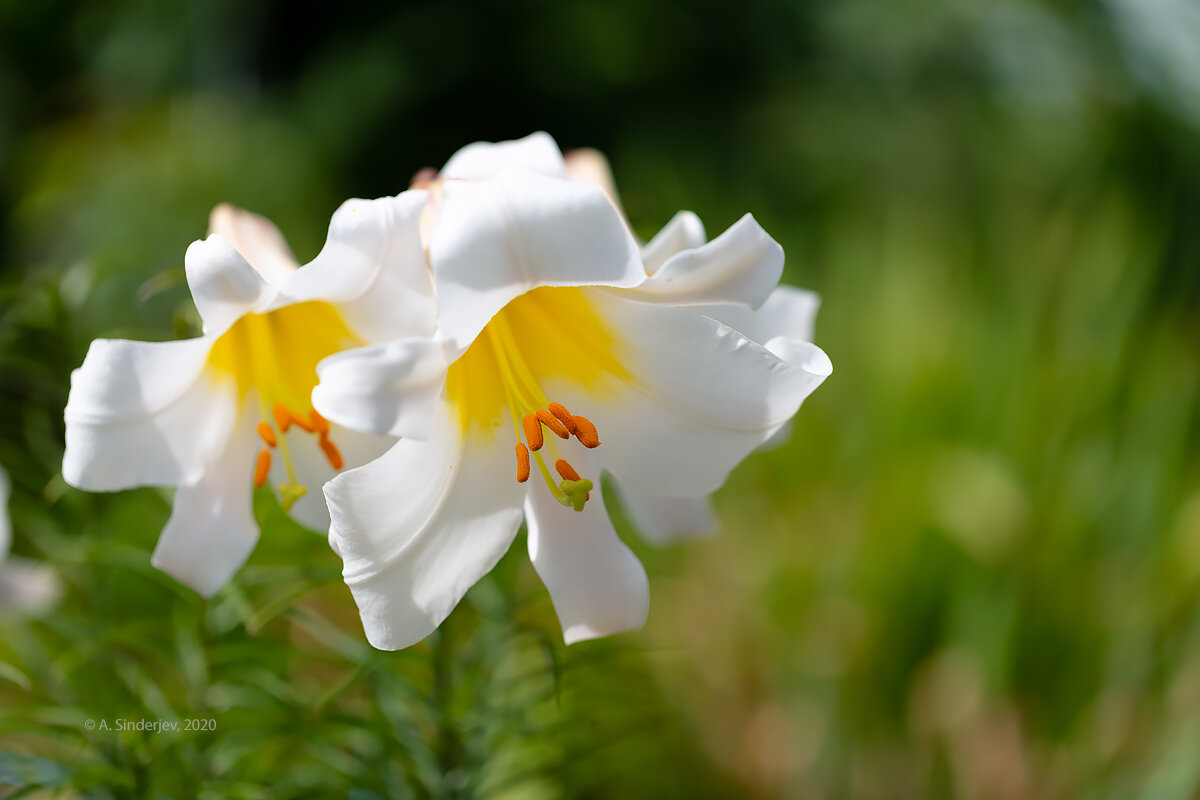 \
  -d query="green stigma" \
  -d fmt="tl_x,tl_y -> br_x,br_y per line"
559,478 -> 594,512
279,482 -> 308,511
